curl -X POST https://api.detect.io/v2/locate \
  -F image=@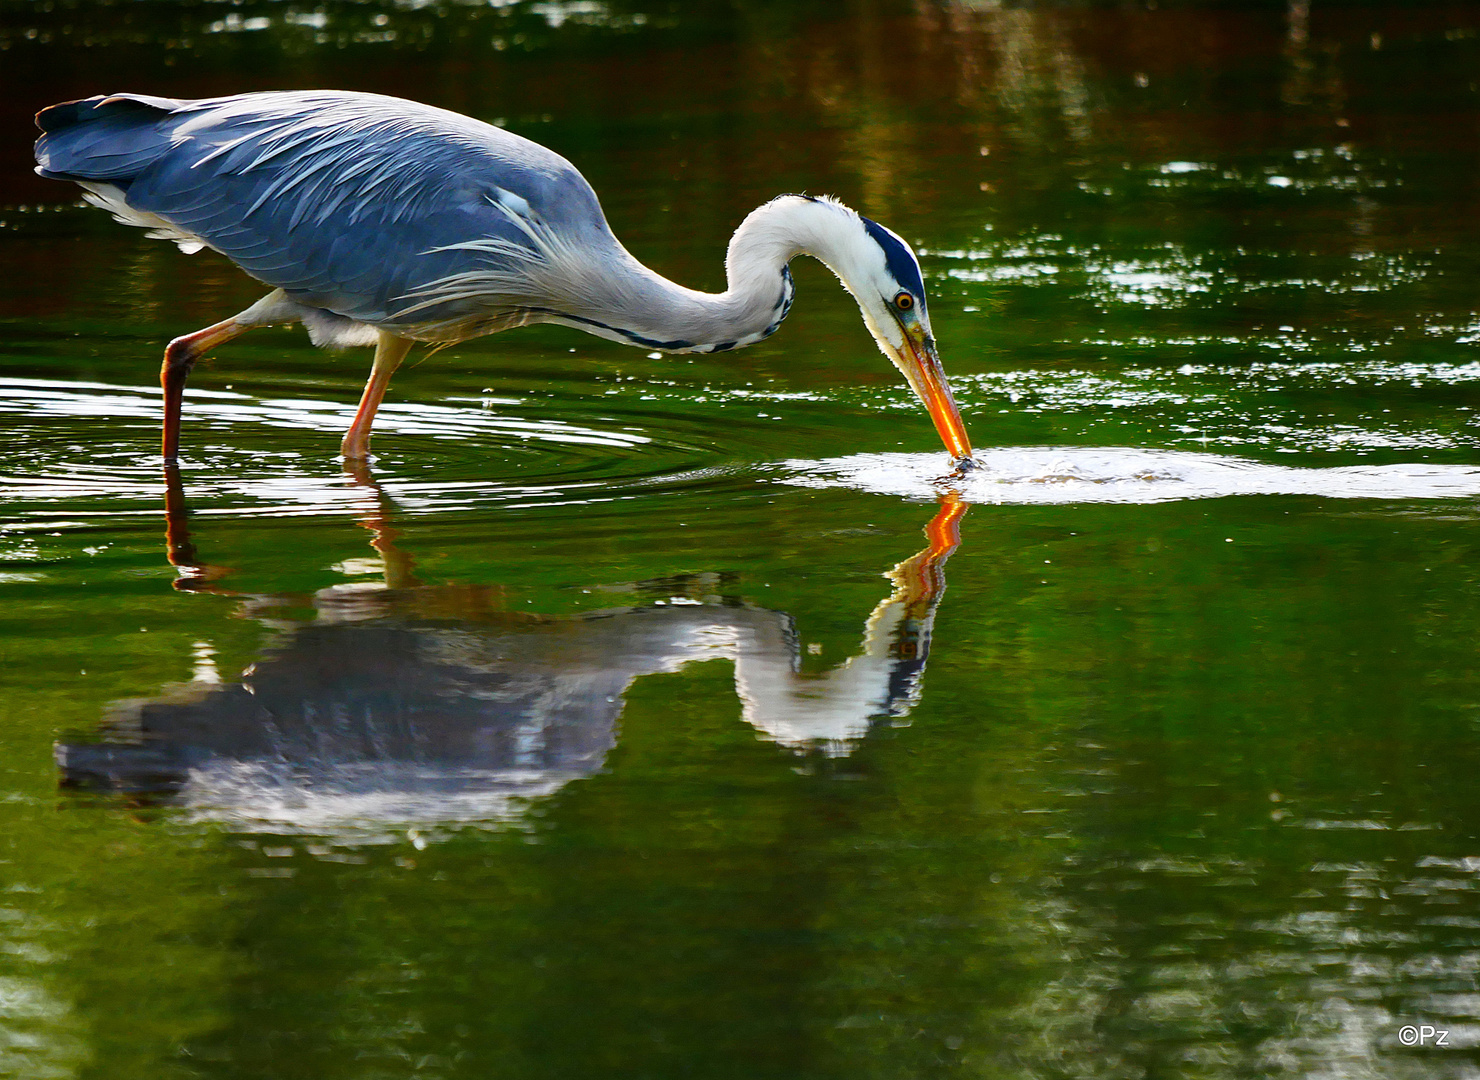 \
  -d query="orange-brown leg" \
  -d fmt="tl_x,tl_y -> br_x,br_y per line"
160,317 -> 248,459
342,330 -> 414,460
